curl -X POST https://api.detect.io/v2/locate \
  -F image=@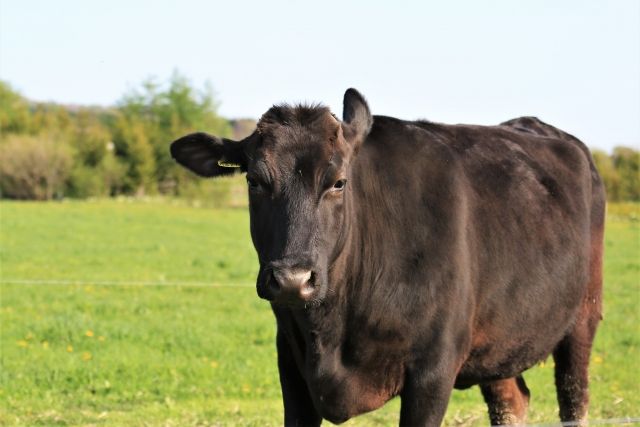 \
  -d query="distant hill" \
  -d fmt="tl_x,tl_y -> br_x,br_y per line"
229,118 -> 257,140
